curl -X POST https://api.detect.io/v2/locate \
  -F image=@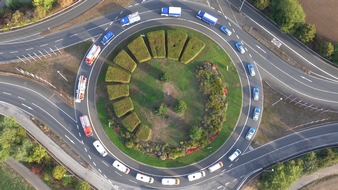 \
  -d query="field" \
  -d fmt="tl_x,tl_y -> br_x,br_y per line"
299,0 -> 338,43
0,163 -> 34,190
